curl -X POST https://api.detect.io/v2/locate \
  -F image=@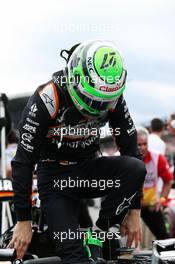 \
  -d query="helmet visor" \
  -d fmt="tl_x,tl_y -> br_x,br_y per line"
73,84 -> 119,112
